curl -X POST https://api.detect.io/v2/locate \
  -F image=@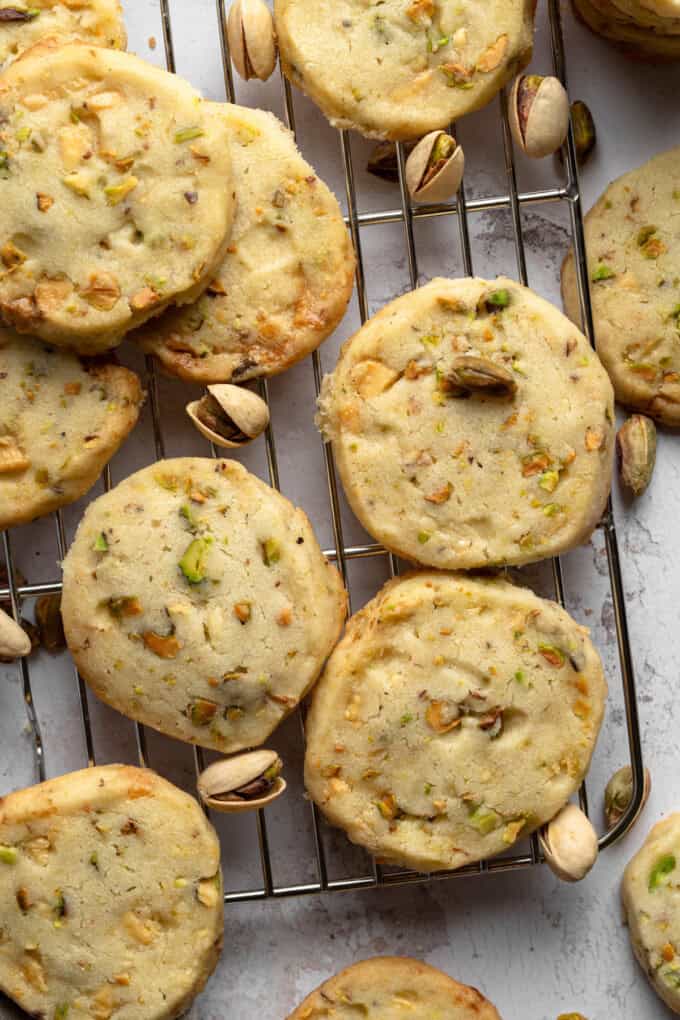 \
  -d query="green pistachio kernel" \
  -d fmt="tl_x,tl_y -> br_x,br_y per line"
174,126 -> 204,144
179,503 -> 200,531
261,538 -> 281,566
93,532 -> 108,552
542,502 -> 562,517
179,536 -> 213,583
400,713 -> 413,726
55,1006 -> 69,1020
514,669 -> 526,683
0,845 -> 18,865
89,852 -> 99,869
636,225 -> 657,247
592,264 -> 615,282
189,698 -> 219,726
538,470 -> 560,493
485,289 -> 510,310
649,854 -> 676,891
424,782 -> 433,795
468,804 -> 502,835
417,530 -> 431,544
